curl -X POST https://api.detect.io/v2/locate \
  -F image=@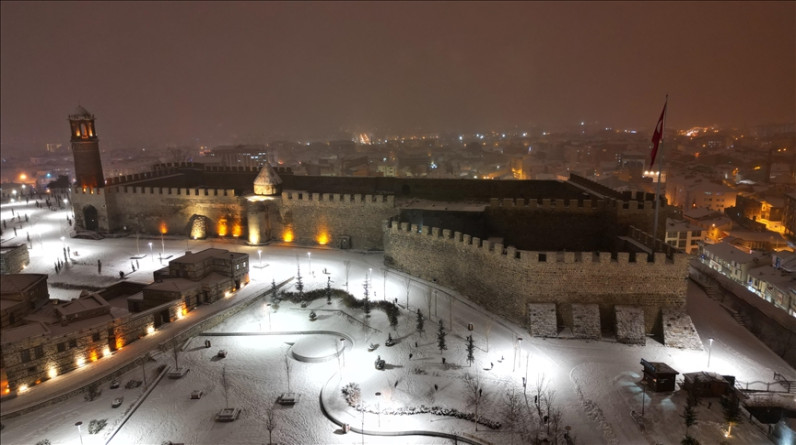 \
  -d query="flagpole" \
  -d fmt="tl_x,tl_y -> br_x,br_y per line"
651,94 -> 669,250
